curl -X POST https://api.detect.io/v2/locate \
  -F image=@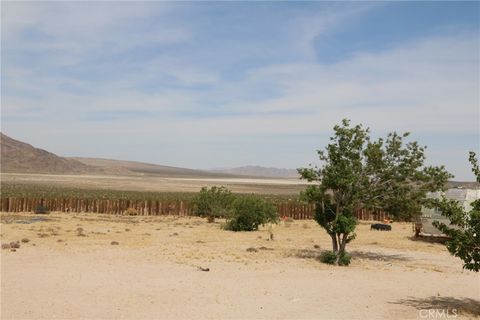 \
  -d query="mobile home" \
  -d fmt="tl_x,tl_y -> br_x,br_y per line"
420,188 -> 480,236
